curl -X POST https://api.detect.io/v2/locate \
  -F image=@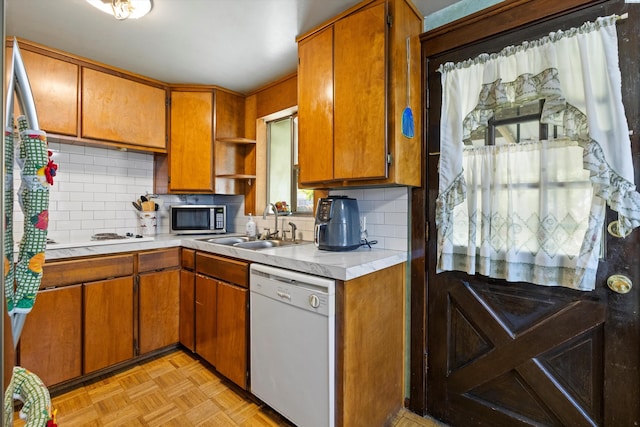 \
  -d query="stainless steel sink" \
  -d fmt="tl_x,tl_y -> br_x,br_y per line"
198,236 -> 310,250
198,236 -> 249,245
233,240 -> 284,250
233,239 -> 312,250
